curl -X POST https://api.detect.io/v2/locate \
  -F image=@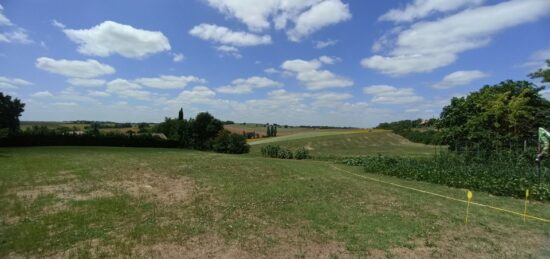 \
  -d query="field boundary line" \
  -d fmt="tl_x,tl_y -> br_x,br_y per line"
329,164 -> 550,224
